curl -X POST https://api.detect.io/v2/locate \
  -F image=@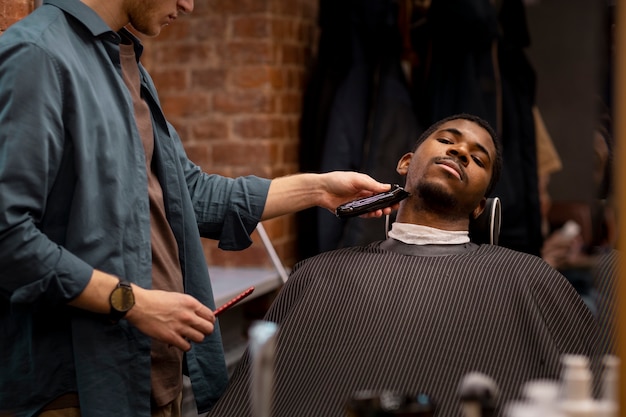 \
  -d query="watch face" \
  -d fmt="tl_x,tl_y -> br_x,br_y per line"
110,285 -> 135,312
